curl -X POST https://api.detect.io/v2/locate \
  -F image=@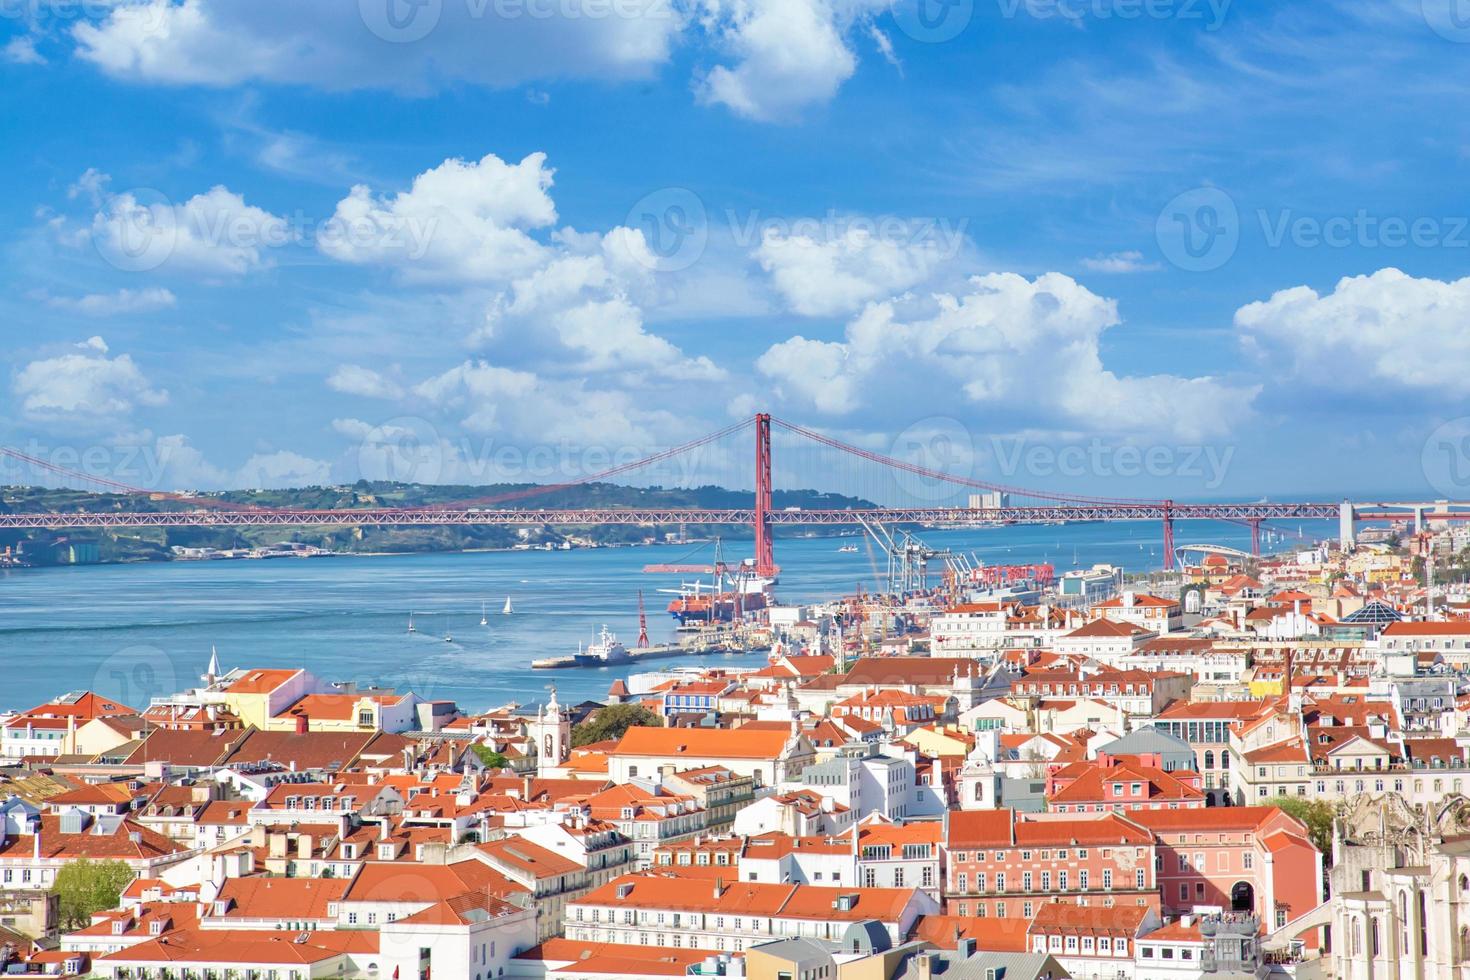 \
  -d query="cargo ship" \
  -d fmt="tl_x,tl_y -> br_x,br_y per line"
665,578 -> 771,628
